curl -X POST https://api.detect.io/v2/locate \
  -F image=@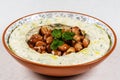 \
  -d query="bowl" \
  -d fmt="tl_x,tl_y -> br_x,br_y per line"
2,11 -> 117,77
